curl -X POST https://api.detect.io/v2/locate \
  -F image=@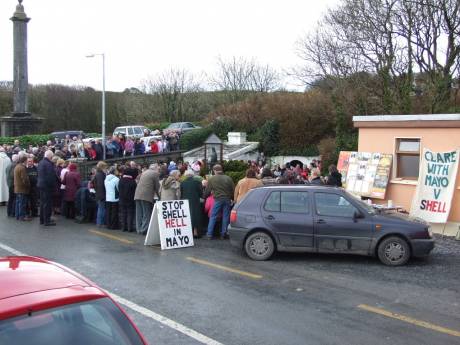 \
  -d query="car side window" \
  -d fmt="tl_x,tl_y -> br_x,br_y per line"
315,193 -> 358,217
264,192 -> 280,212
134,127 -> 143,135
184,123 -> 193,128
281,191 -> 310,214
127,127 -> 134,135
